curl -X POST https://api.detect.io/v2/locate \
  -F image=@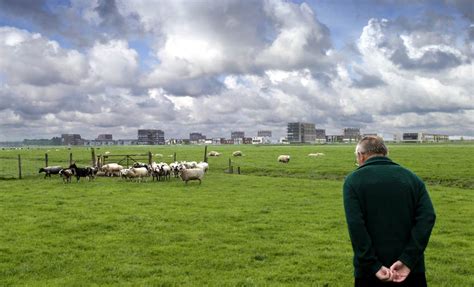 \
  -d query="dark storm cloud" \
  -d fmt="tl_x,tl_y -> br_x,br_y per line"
351,68 -> 386,89
160,76 -> 225,97
446,0 -> 474,21
0,0 -> 60,30
390,46 -> 463,70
